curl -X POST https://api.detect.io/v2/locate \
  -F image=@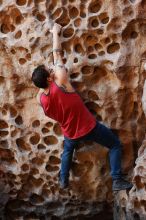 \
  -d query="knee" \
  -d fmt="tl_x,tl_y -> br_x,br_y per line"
62,147 -> 74,159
